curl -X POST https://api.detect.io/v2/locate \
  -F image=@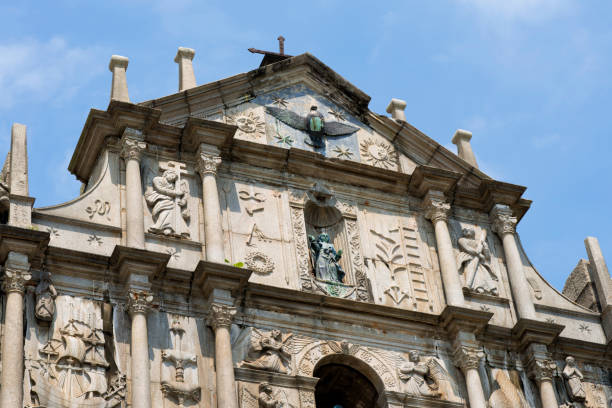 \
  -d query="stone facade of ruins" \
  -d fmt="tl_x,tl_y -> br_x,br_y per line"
0,45 -> 611,408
